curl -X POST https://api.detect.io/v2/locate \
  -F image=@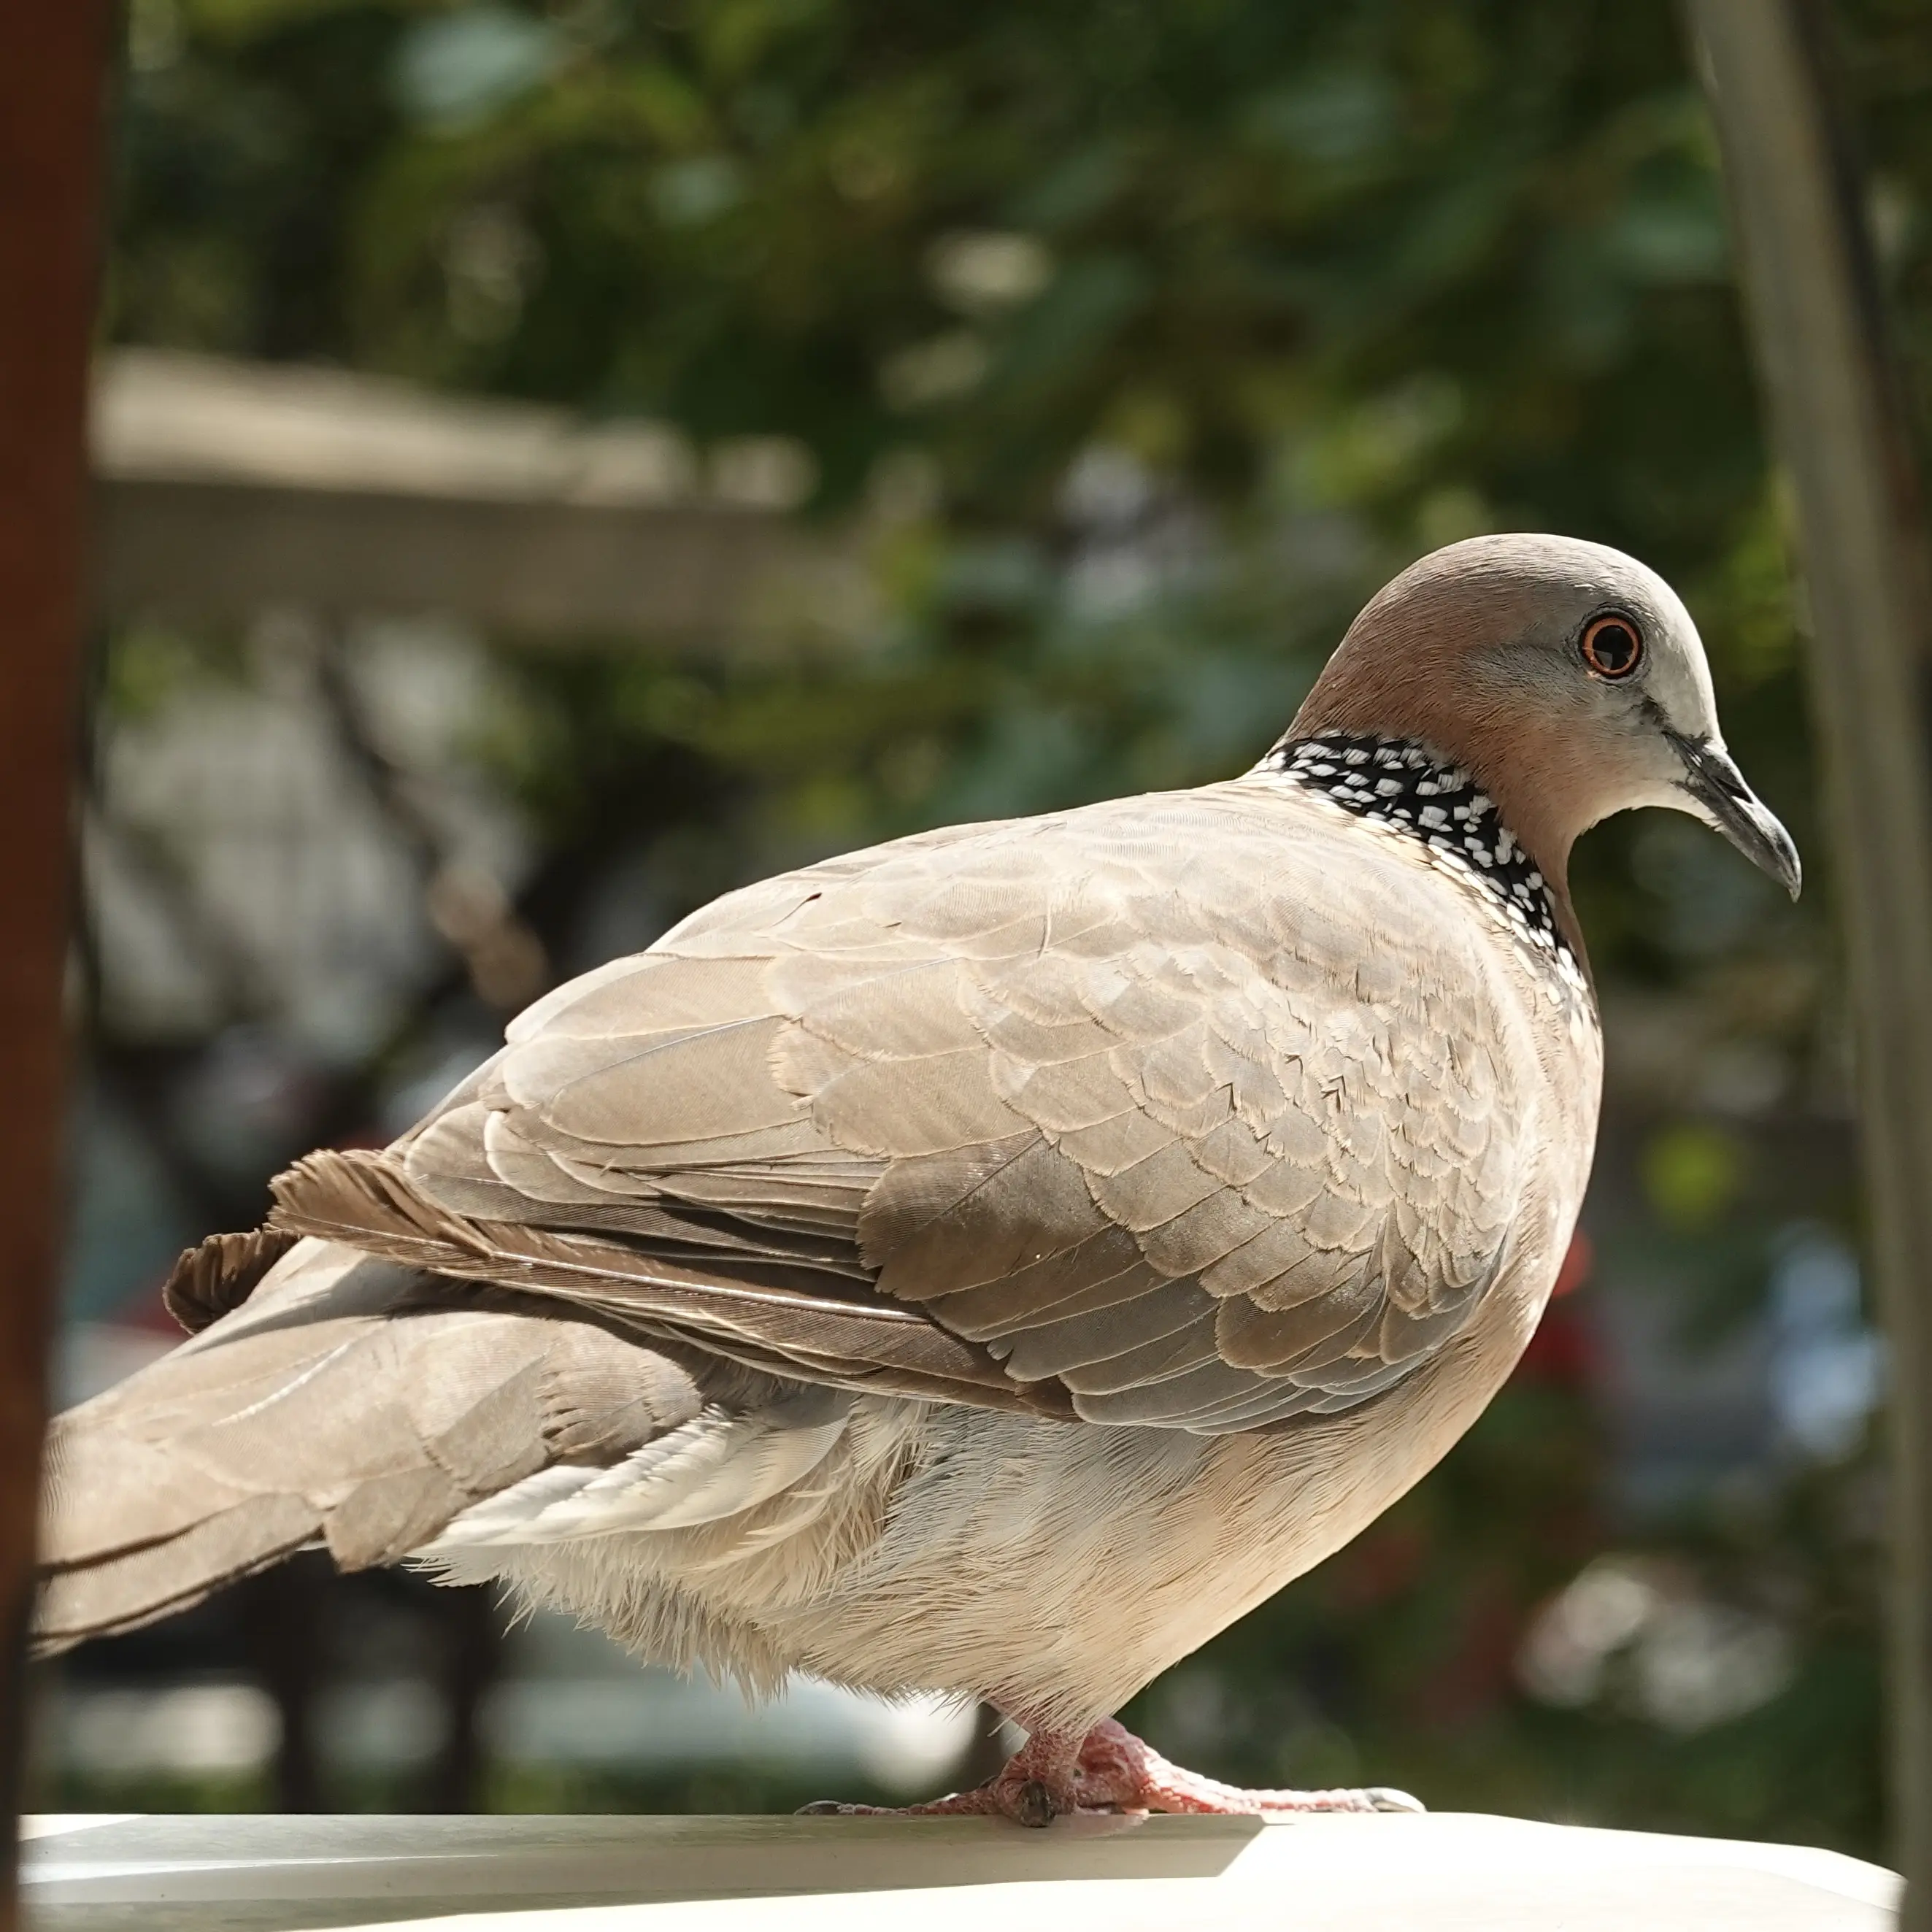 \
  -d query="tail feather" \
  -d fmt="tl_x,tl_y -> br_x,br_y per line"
36,1494 -> 318,1649
34,1241 -> 710,1653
